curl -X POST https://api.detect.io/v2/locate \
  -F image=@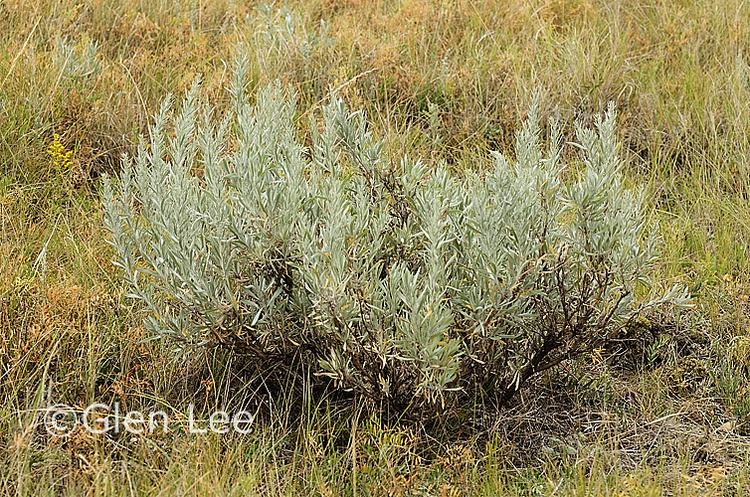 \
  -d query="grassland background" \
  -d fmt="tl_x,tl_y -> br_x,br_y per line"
2,0 -> 750,495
